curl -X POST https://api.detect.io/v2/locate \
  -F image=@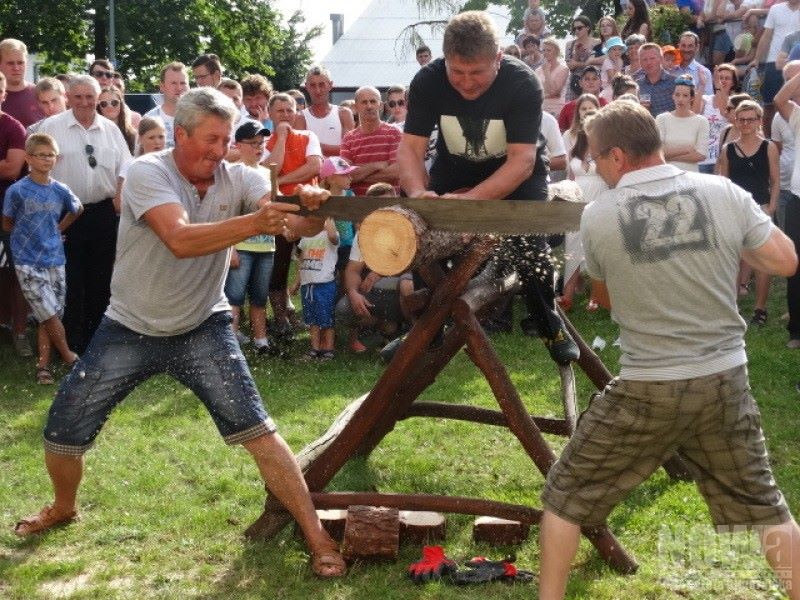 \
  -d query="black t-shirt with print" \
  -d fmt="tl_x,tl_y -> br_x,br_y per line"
405,55 -> 548,200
